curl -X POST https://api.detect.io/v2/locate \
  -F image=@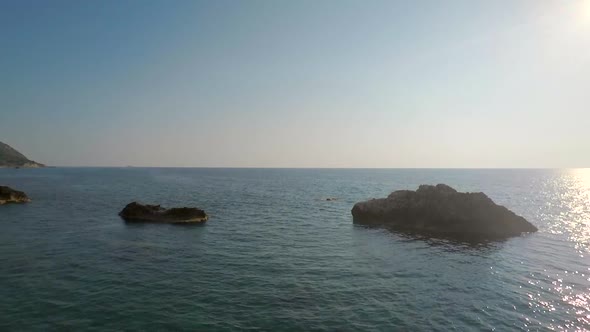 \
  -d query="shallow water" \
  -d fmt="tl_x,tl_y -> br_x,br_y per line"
0,168 -> 589,331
